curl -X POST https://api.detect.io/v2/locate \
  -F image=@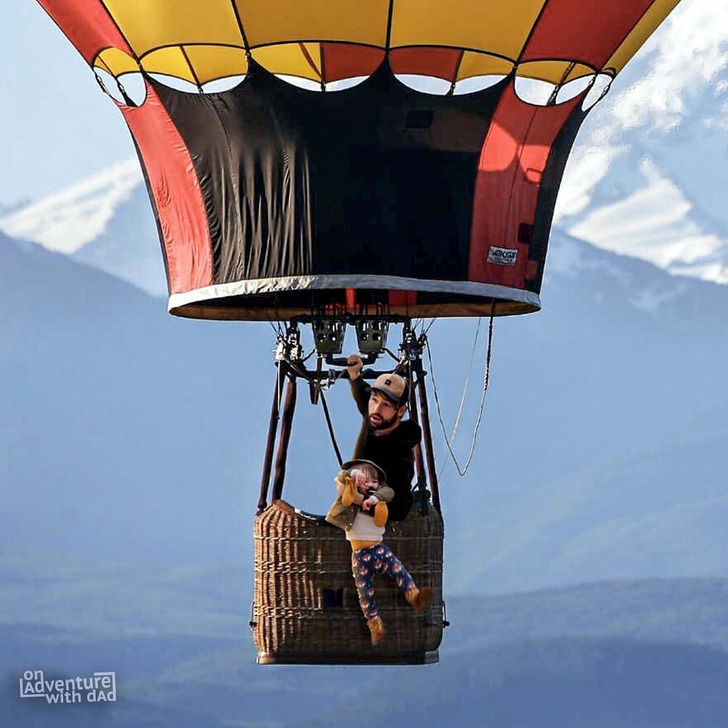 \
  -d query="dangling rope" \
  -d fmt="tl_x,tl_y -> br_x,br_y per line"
449,317 -> 482,443
317,383 -> 344,468
279,351 -> 345,468
427,307 -> 495,477
423,318 -> 437,336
